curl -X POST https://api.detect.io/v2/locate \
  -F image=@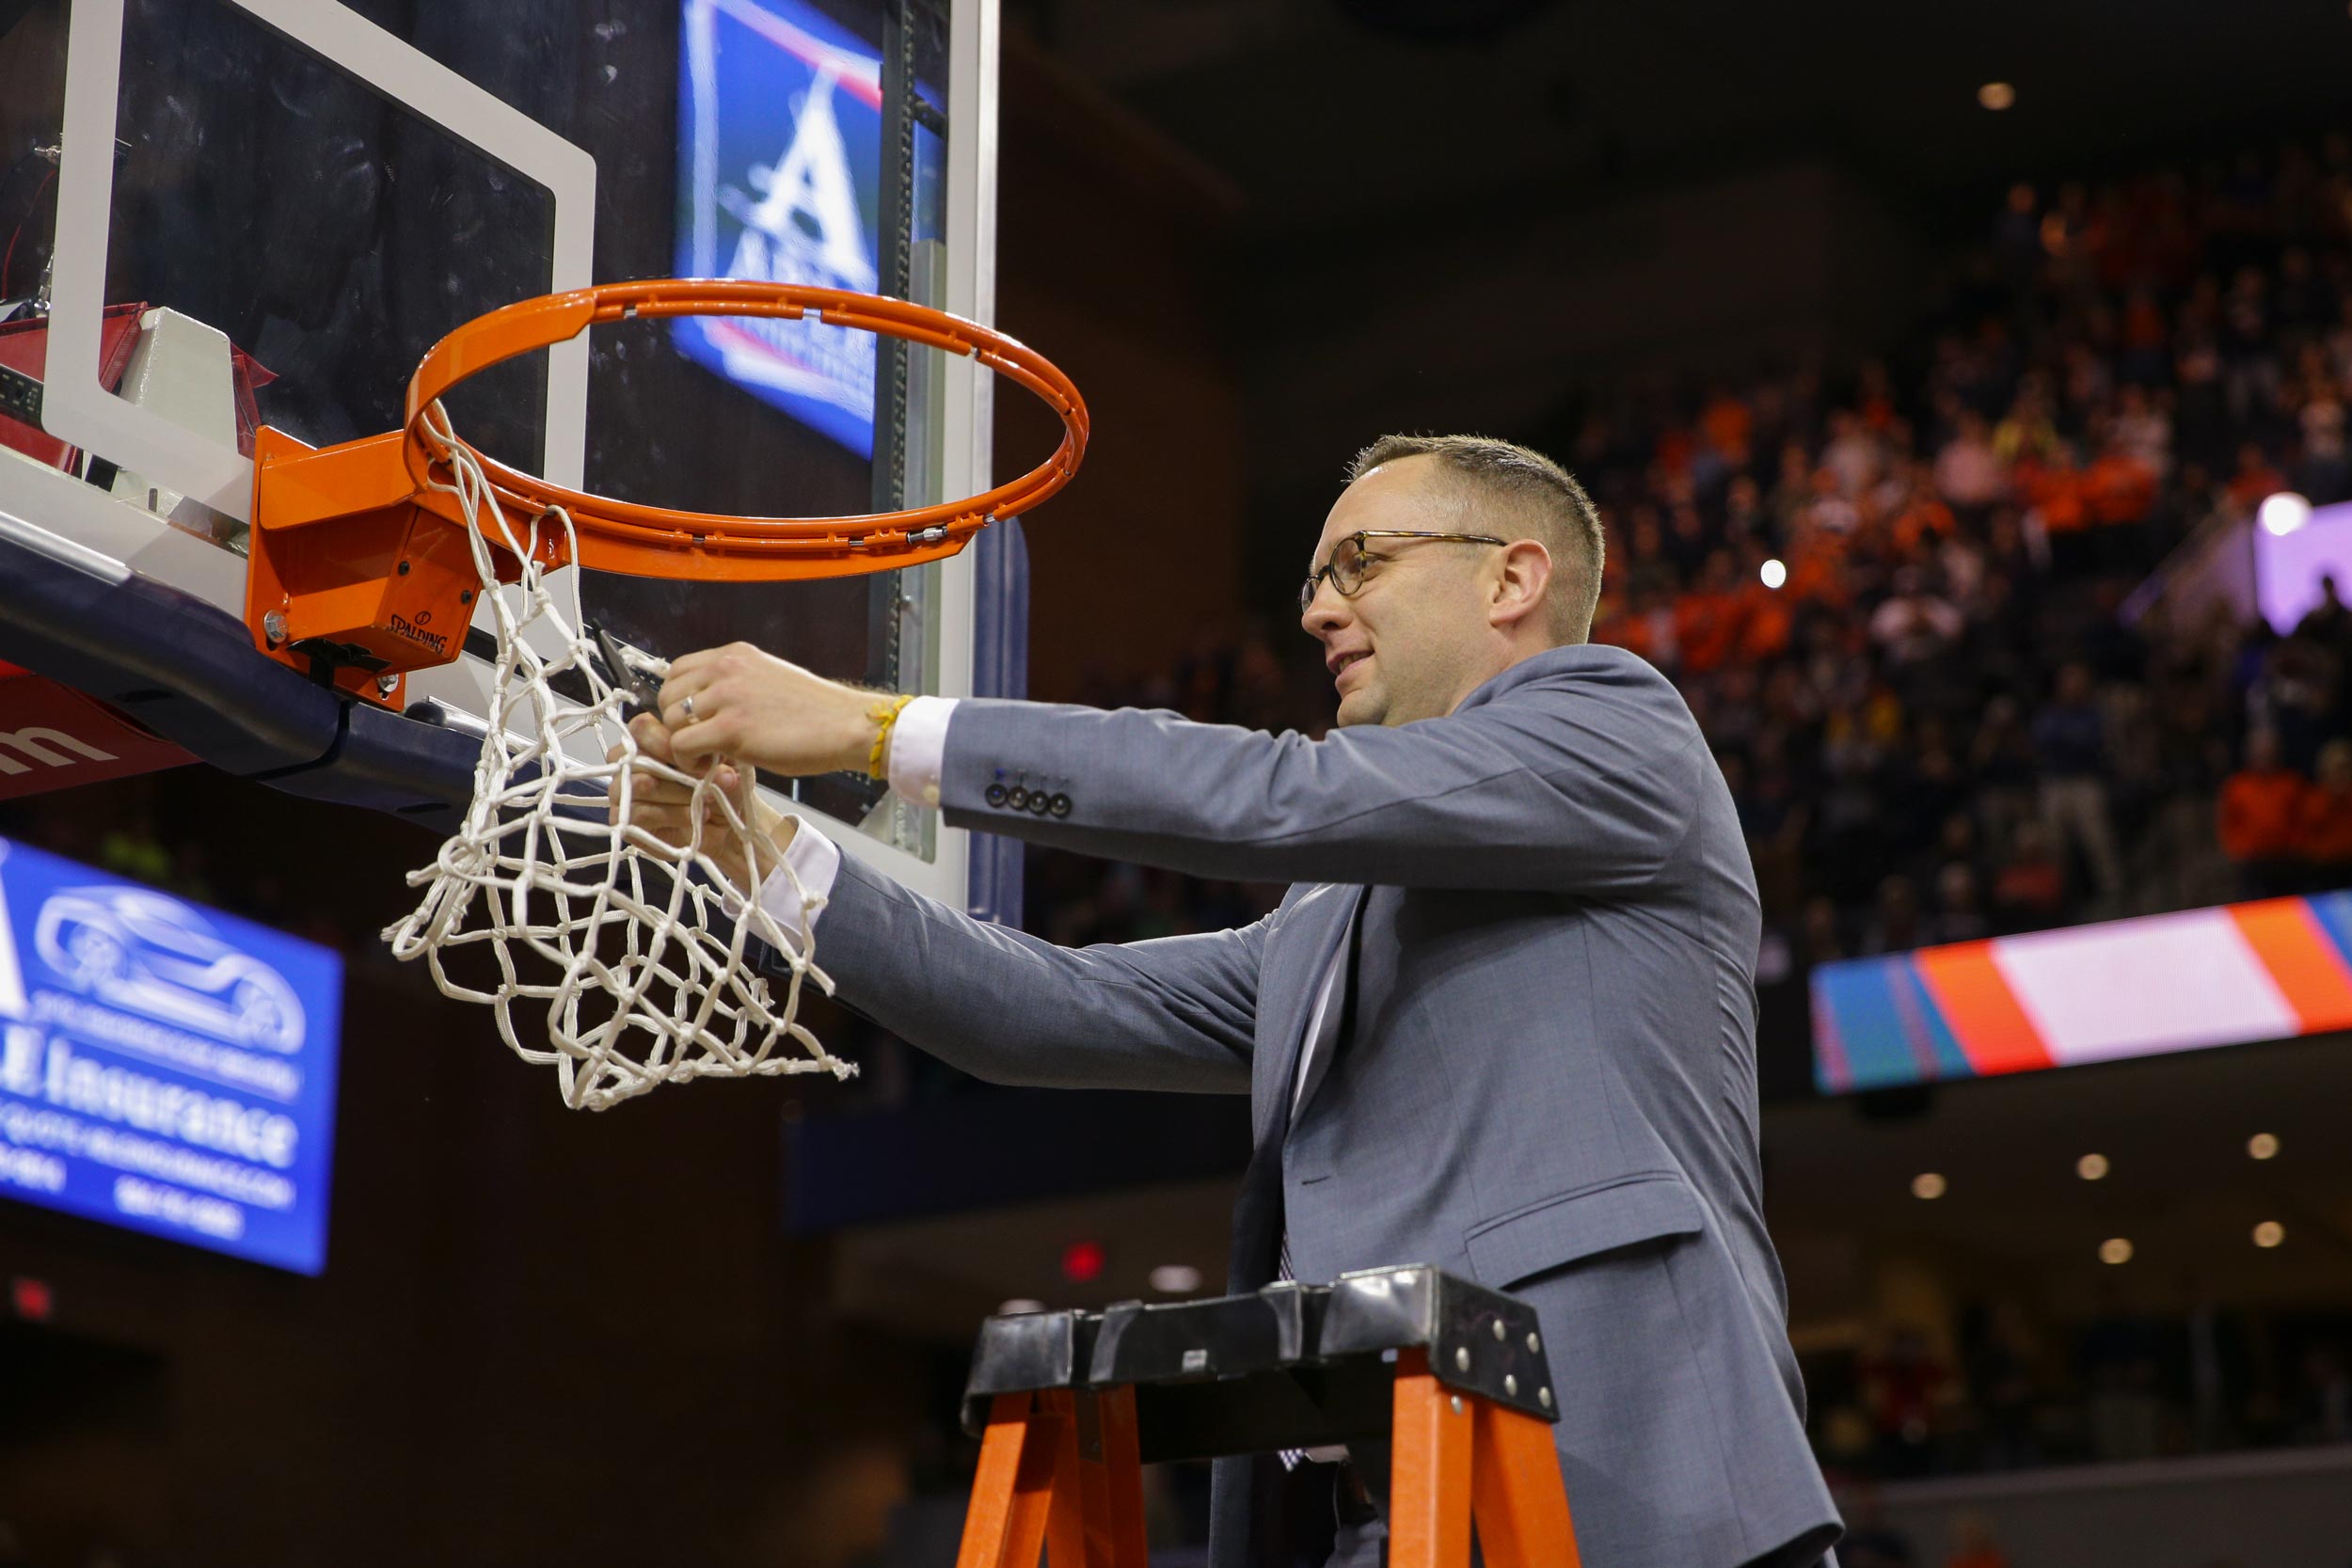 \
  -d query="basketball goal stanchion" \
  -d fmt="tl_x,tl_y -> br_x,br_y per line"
237,280 -> 1088,1109
953,1266 -> 1581,1568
